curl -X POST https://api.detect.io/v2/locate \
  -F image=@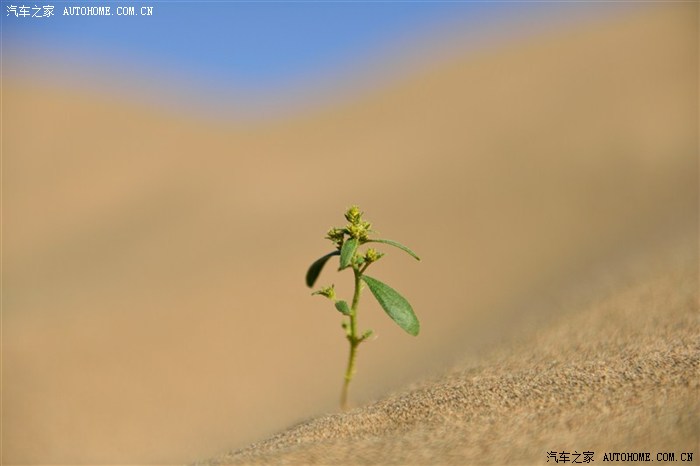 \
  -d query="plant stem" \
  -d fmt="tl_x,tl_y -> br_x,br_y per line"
341,266 -> 363,410
340,337 -> 357,410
